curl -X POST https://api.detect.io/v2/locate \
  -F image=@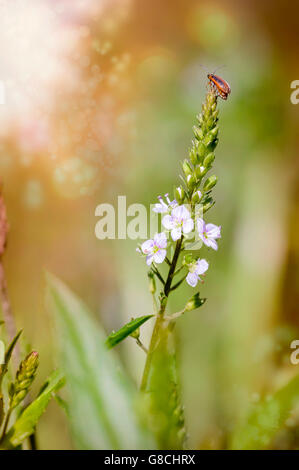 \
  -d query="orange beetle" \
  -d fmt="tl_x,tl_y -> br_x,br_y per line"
207,73 -> 231,100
